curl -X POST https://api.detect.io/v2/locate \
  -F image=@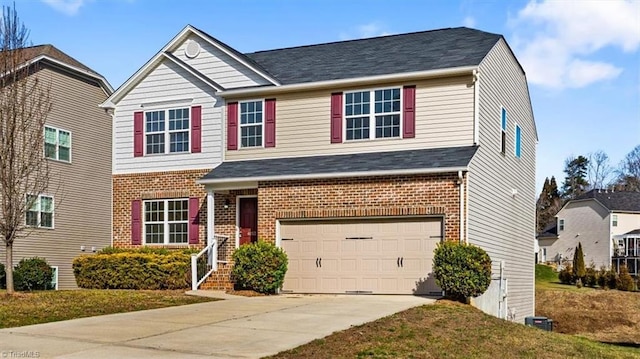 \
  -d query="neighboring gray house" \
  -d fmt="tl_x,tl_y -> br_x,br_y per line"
538,190 -> 640,276
0,45 -> 113,289
102,25 -> 537,322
